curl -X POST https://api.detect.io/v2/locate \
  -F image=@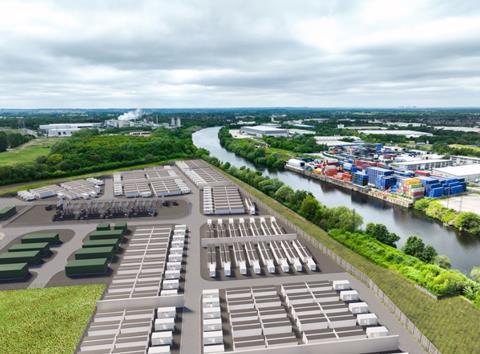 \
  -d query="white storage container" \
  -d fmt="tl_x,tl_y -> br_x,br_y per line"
169,247 -> 183,255
349,302 -> 369,314
164,269 -> 181,280
151,331 -> 173,345
168,254 -> 183,263
203,330 -> 223,345
157,307 -> 176,318
366,326 -> 388,338
162,279 -> 180,290
357,313 -> 378,326
203,296 -> 220,308
203,289 -> 219,298
148,346 -> 171,354
203,306 -> 221,319
340,290 -> 359,301
203,318 -> 222,331
166,262 -> 182,271
333,280 -> 351,290
155,317 -> 175,331
161,289 -> 178,296
203,344 -> 225,353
